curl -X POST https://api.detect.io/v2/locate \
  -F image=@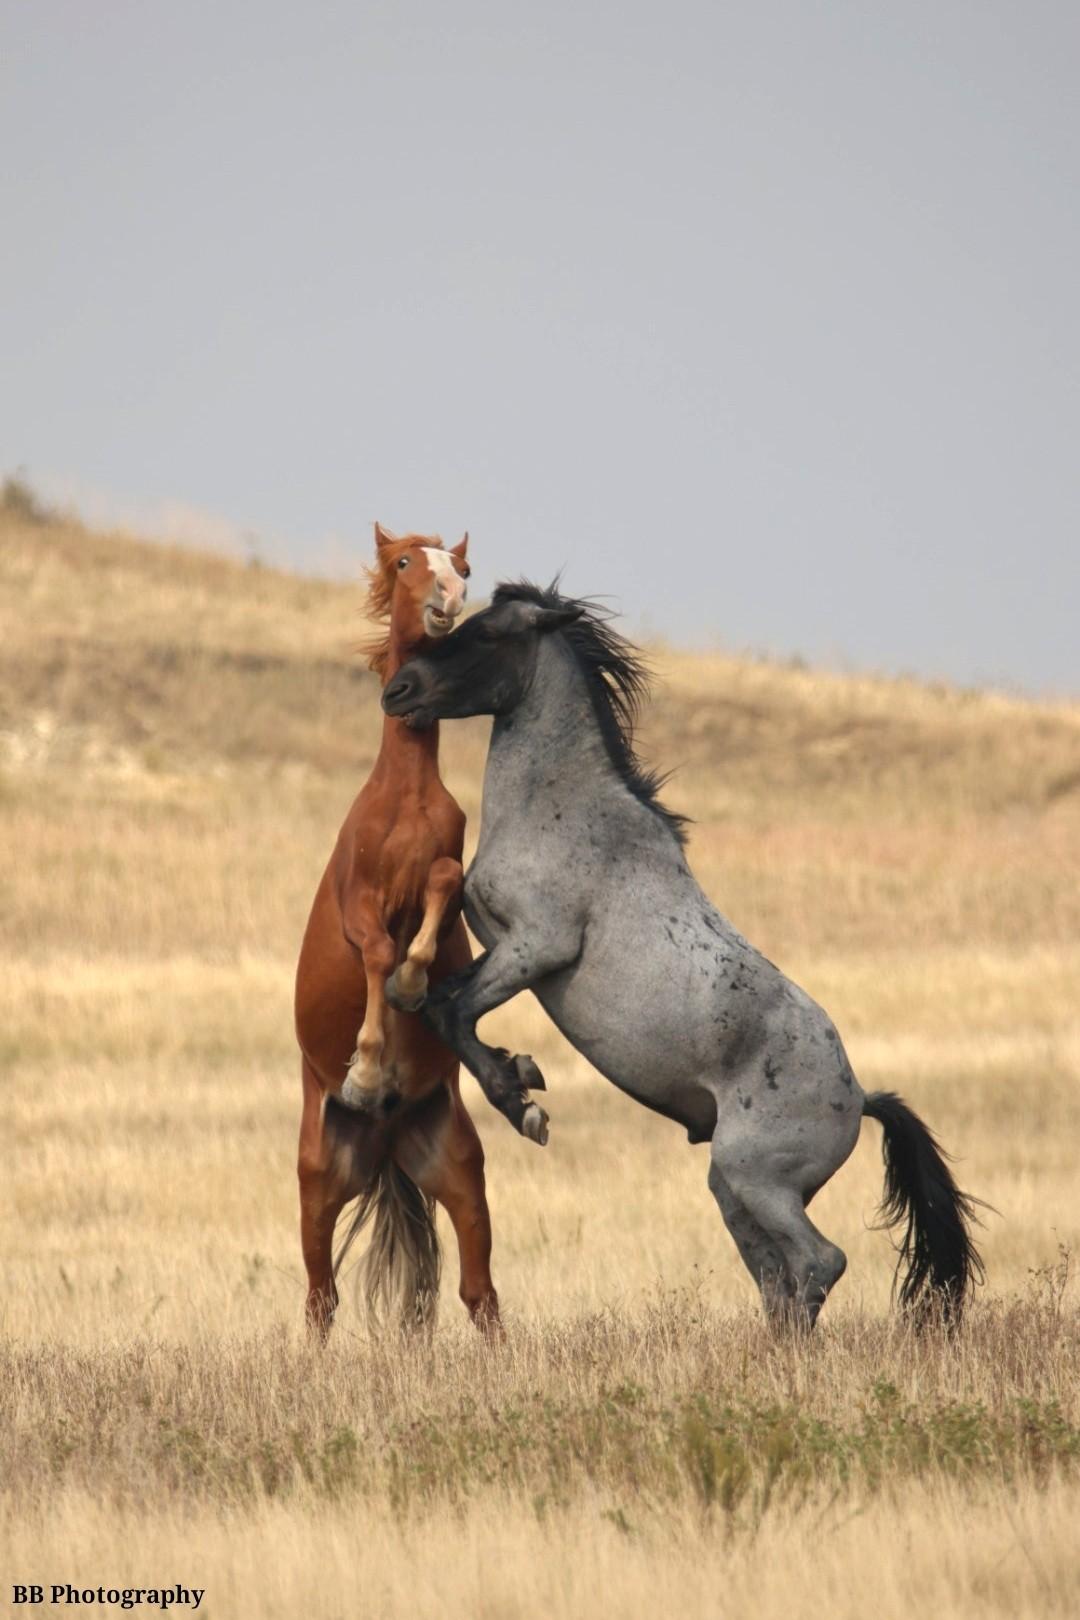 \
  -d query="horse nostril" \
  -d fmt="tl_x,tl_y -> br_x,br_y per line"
386,679 -> 409,704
